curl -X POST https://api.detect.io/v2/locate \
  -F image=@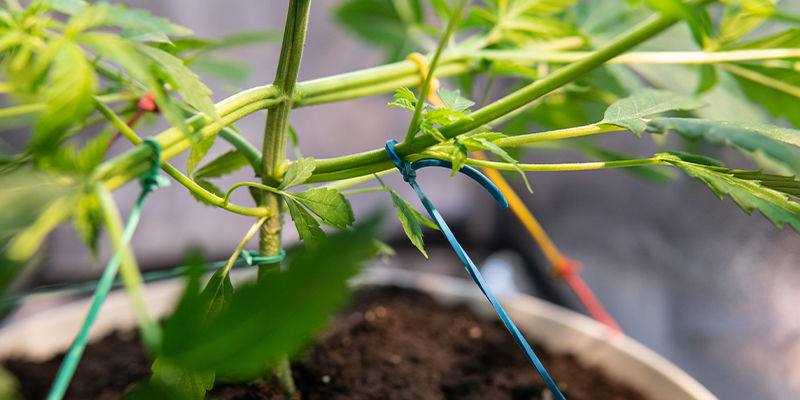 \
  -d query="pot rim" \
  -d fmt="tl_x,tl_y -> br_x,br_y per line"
0,266 -> 717,400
